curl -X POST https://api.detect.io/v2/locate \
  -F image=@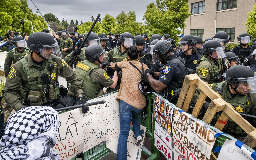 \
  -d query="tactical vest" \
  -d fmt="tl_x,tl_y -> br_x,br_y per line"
20,56 -> 59,106
76,60 -> 101,99
200,56 -> 224,84
162,57 -> 186,103
111,47 -> 128,62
